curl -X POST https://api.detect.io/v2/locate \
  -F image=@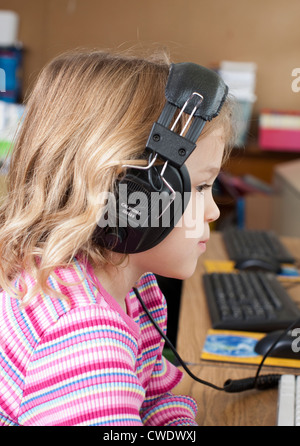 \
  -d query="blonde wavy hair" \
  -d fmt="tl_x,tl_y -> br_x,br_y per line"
0,49 -> 236,302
